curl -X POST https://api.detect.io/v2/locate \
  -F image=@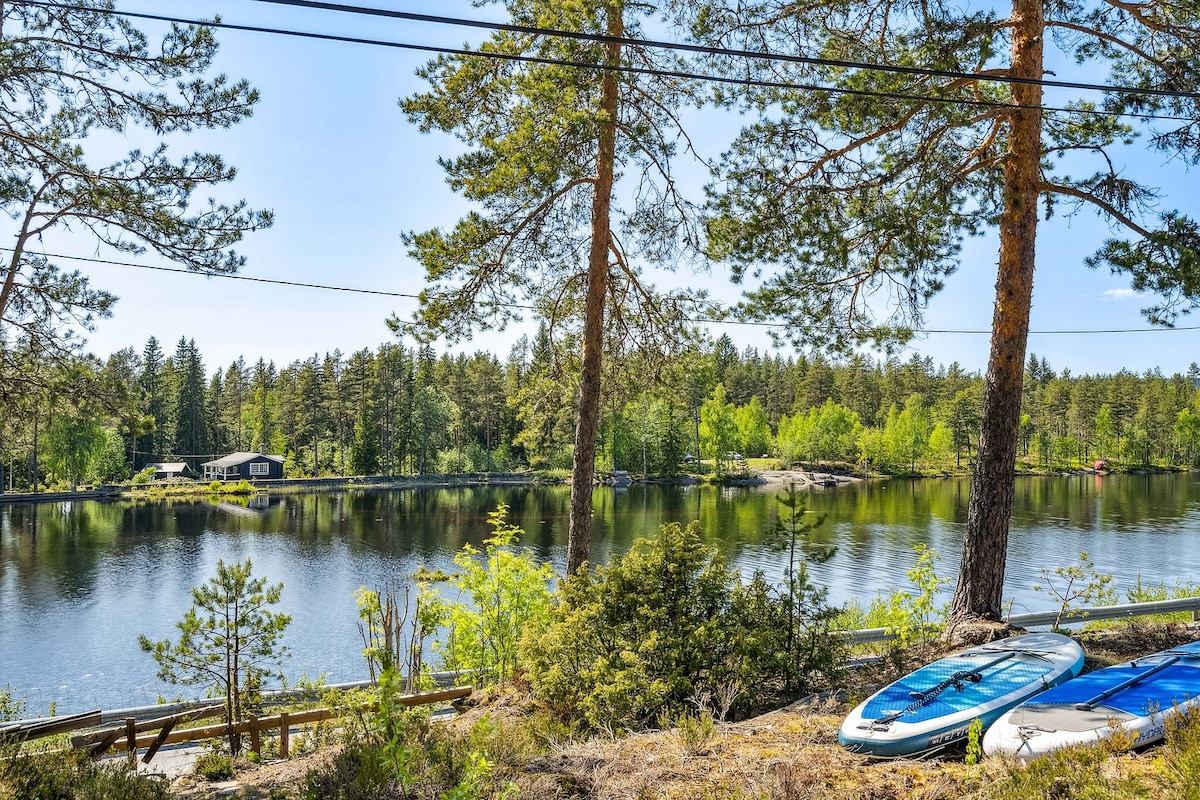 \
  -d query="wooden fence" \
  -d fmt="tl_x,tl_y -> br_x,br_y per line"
2,686 -> 471,765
